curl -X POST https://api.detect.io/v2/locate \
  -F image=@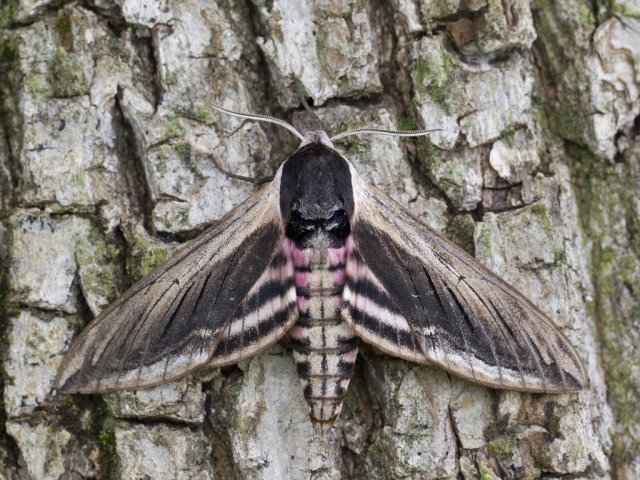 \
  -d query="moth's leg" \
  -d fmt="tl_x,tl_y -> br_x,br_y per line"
216,167 -> 273,186
205,153 -> 274,185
